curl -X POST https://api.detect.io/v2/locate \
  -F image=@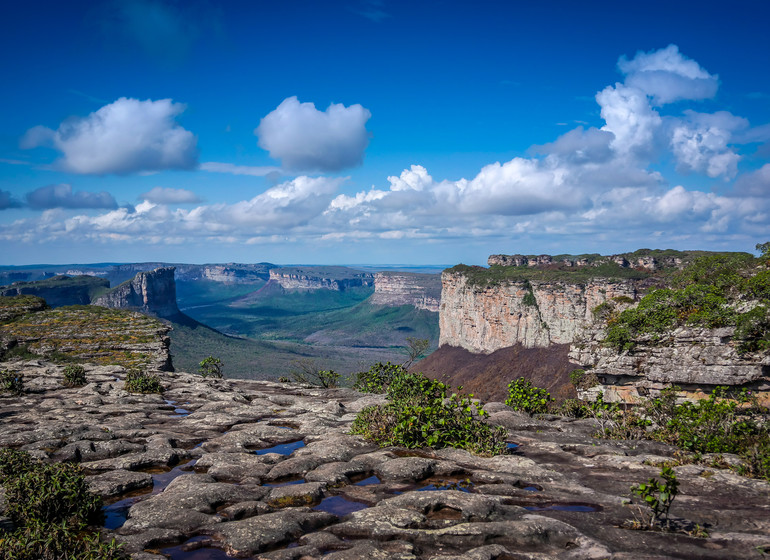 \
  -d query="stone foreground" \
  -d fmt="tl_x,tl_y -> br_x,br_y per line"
1,361 -> 769,559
